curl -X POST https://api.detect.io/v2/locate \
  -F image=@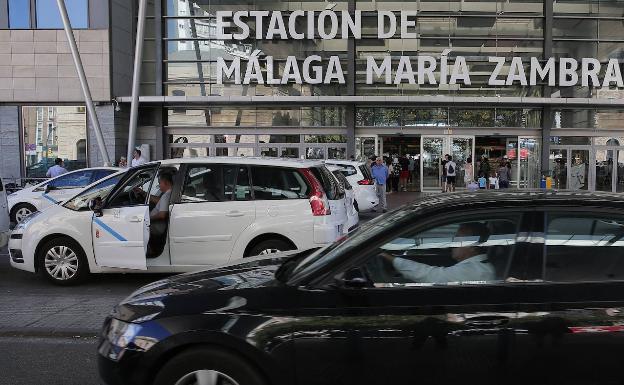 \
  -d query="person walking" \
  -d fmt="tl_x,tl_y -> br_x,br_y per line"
399,155 -> 409,191
391,156 -> 401,193
445,155 -> 457,192
464,156 -> 474,186
131,148 -> 147,167
479,155 -> 491,180
371,157 -> 389,213
441,154 -> 449,192
46,158 -> 67,178
497,162 -> 511,189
